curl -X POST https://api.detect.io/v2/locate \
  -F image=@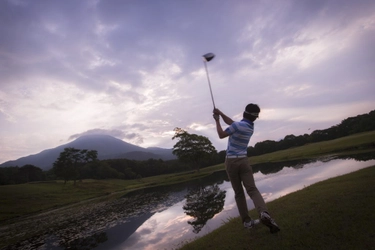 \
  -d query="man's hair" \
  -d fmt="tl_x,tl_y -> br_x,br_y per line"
243,103 -> 260,122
